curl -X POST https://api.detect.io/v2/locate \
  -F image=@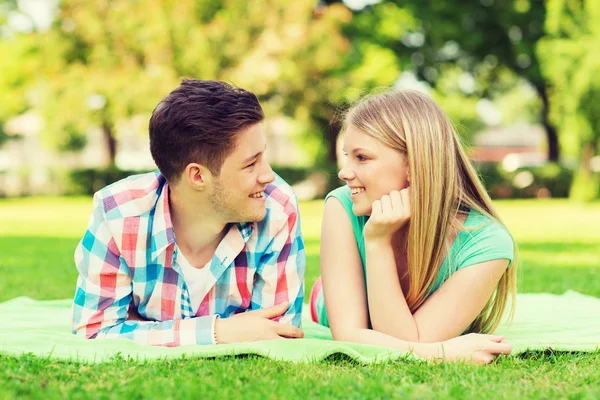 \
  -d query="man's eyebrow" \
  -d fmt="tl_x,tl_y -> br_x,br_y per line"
241,145 -> 267,164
